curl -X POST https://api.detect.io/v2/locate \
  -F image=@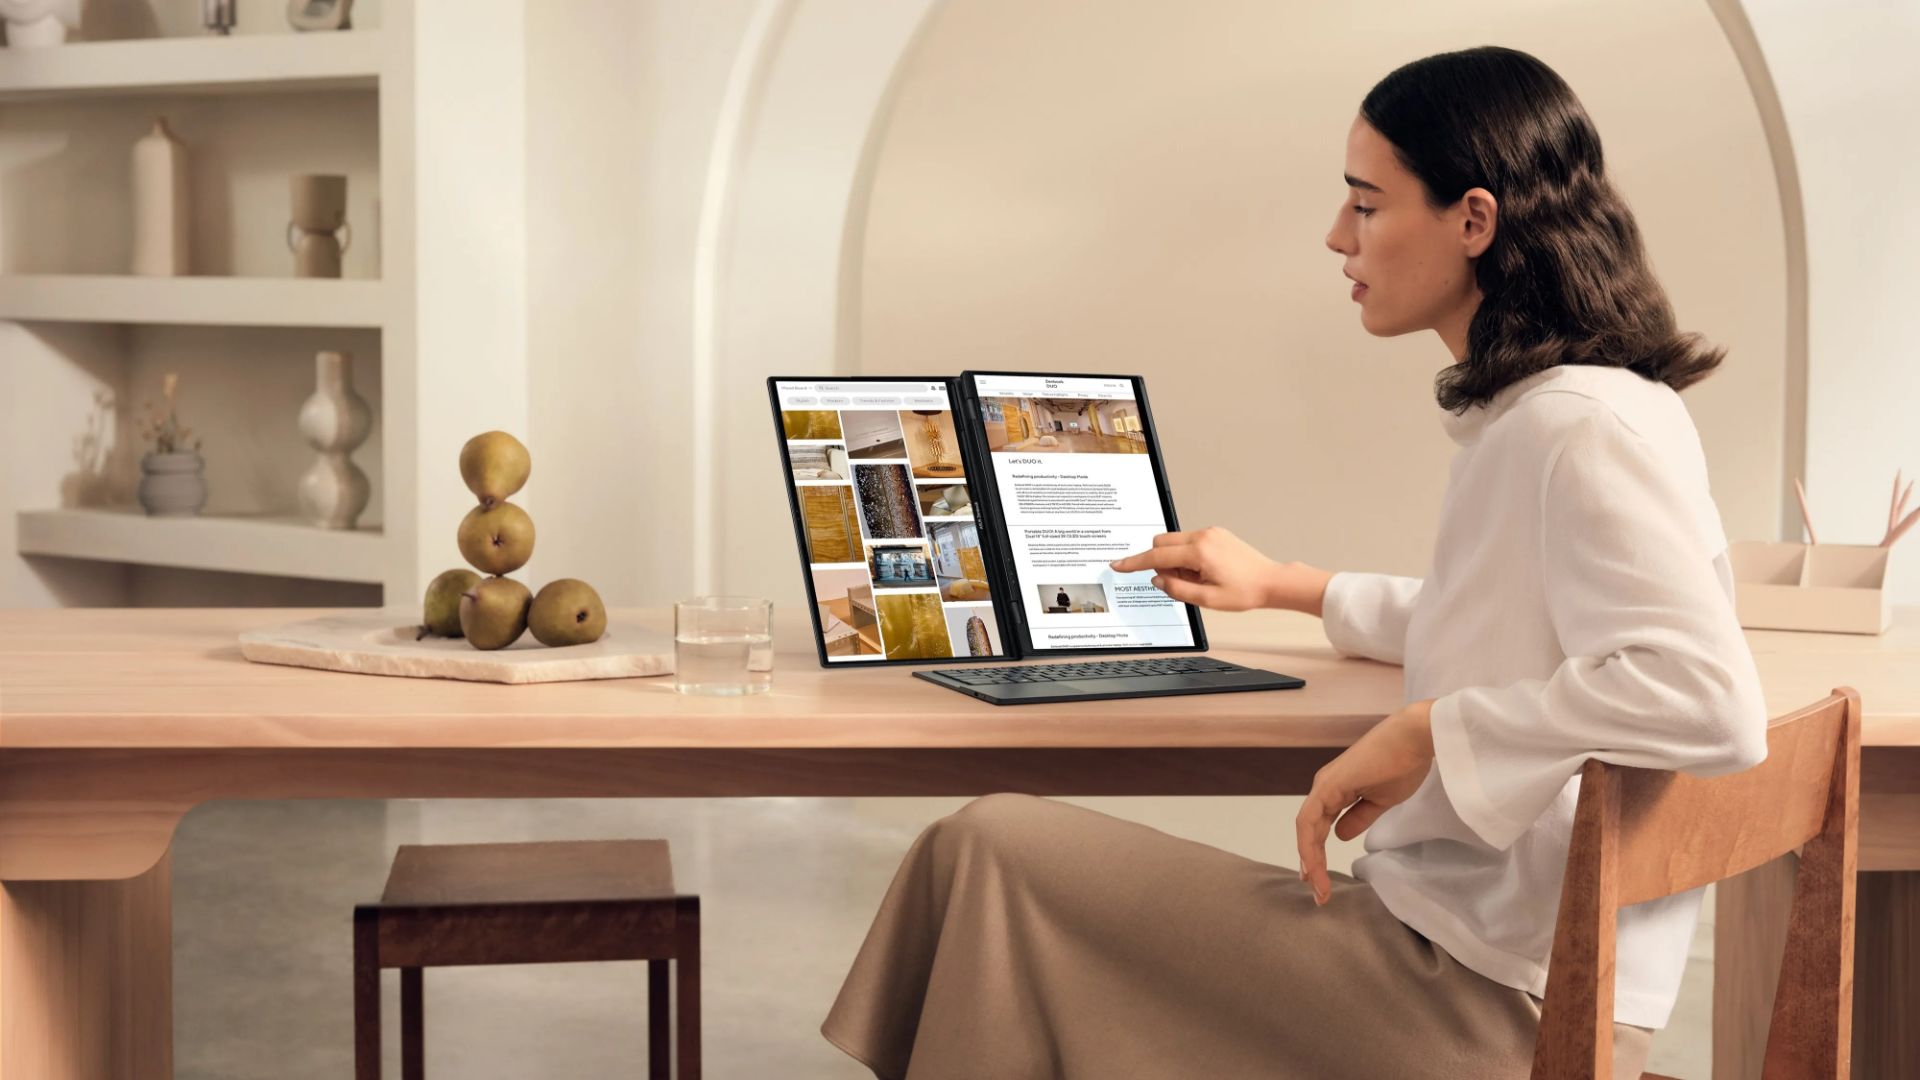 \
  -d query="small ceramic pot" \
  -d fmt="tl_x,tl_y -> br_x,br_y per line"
138,451 -> 207,516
